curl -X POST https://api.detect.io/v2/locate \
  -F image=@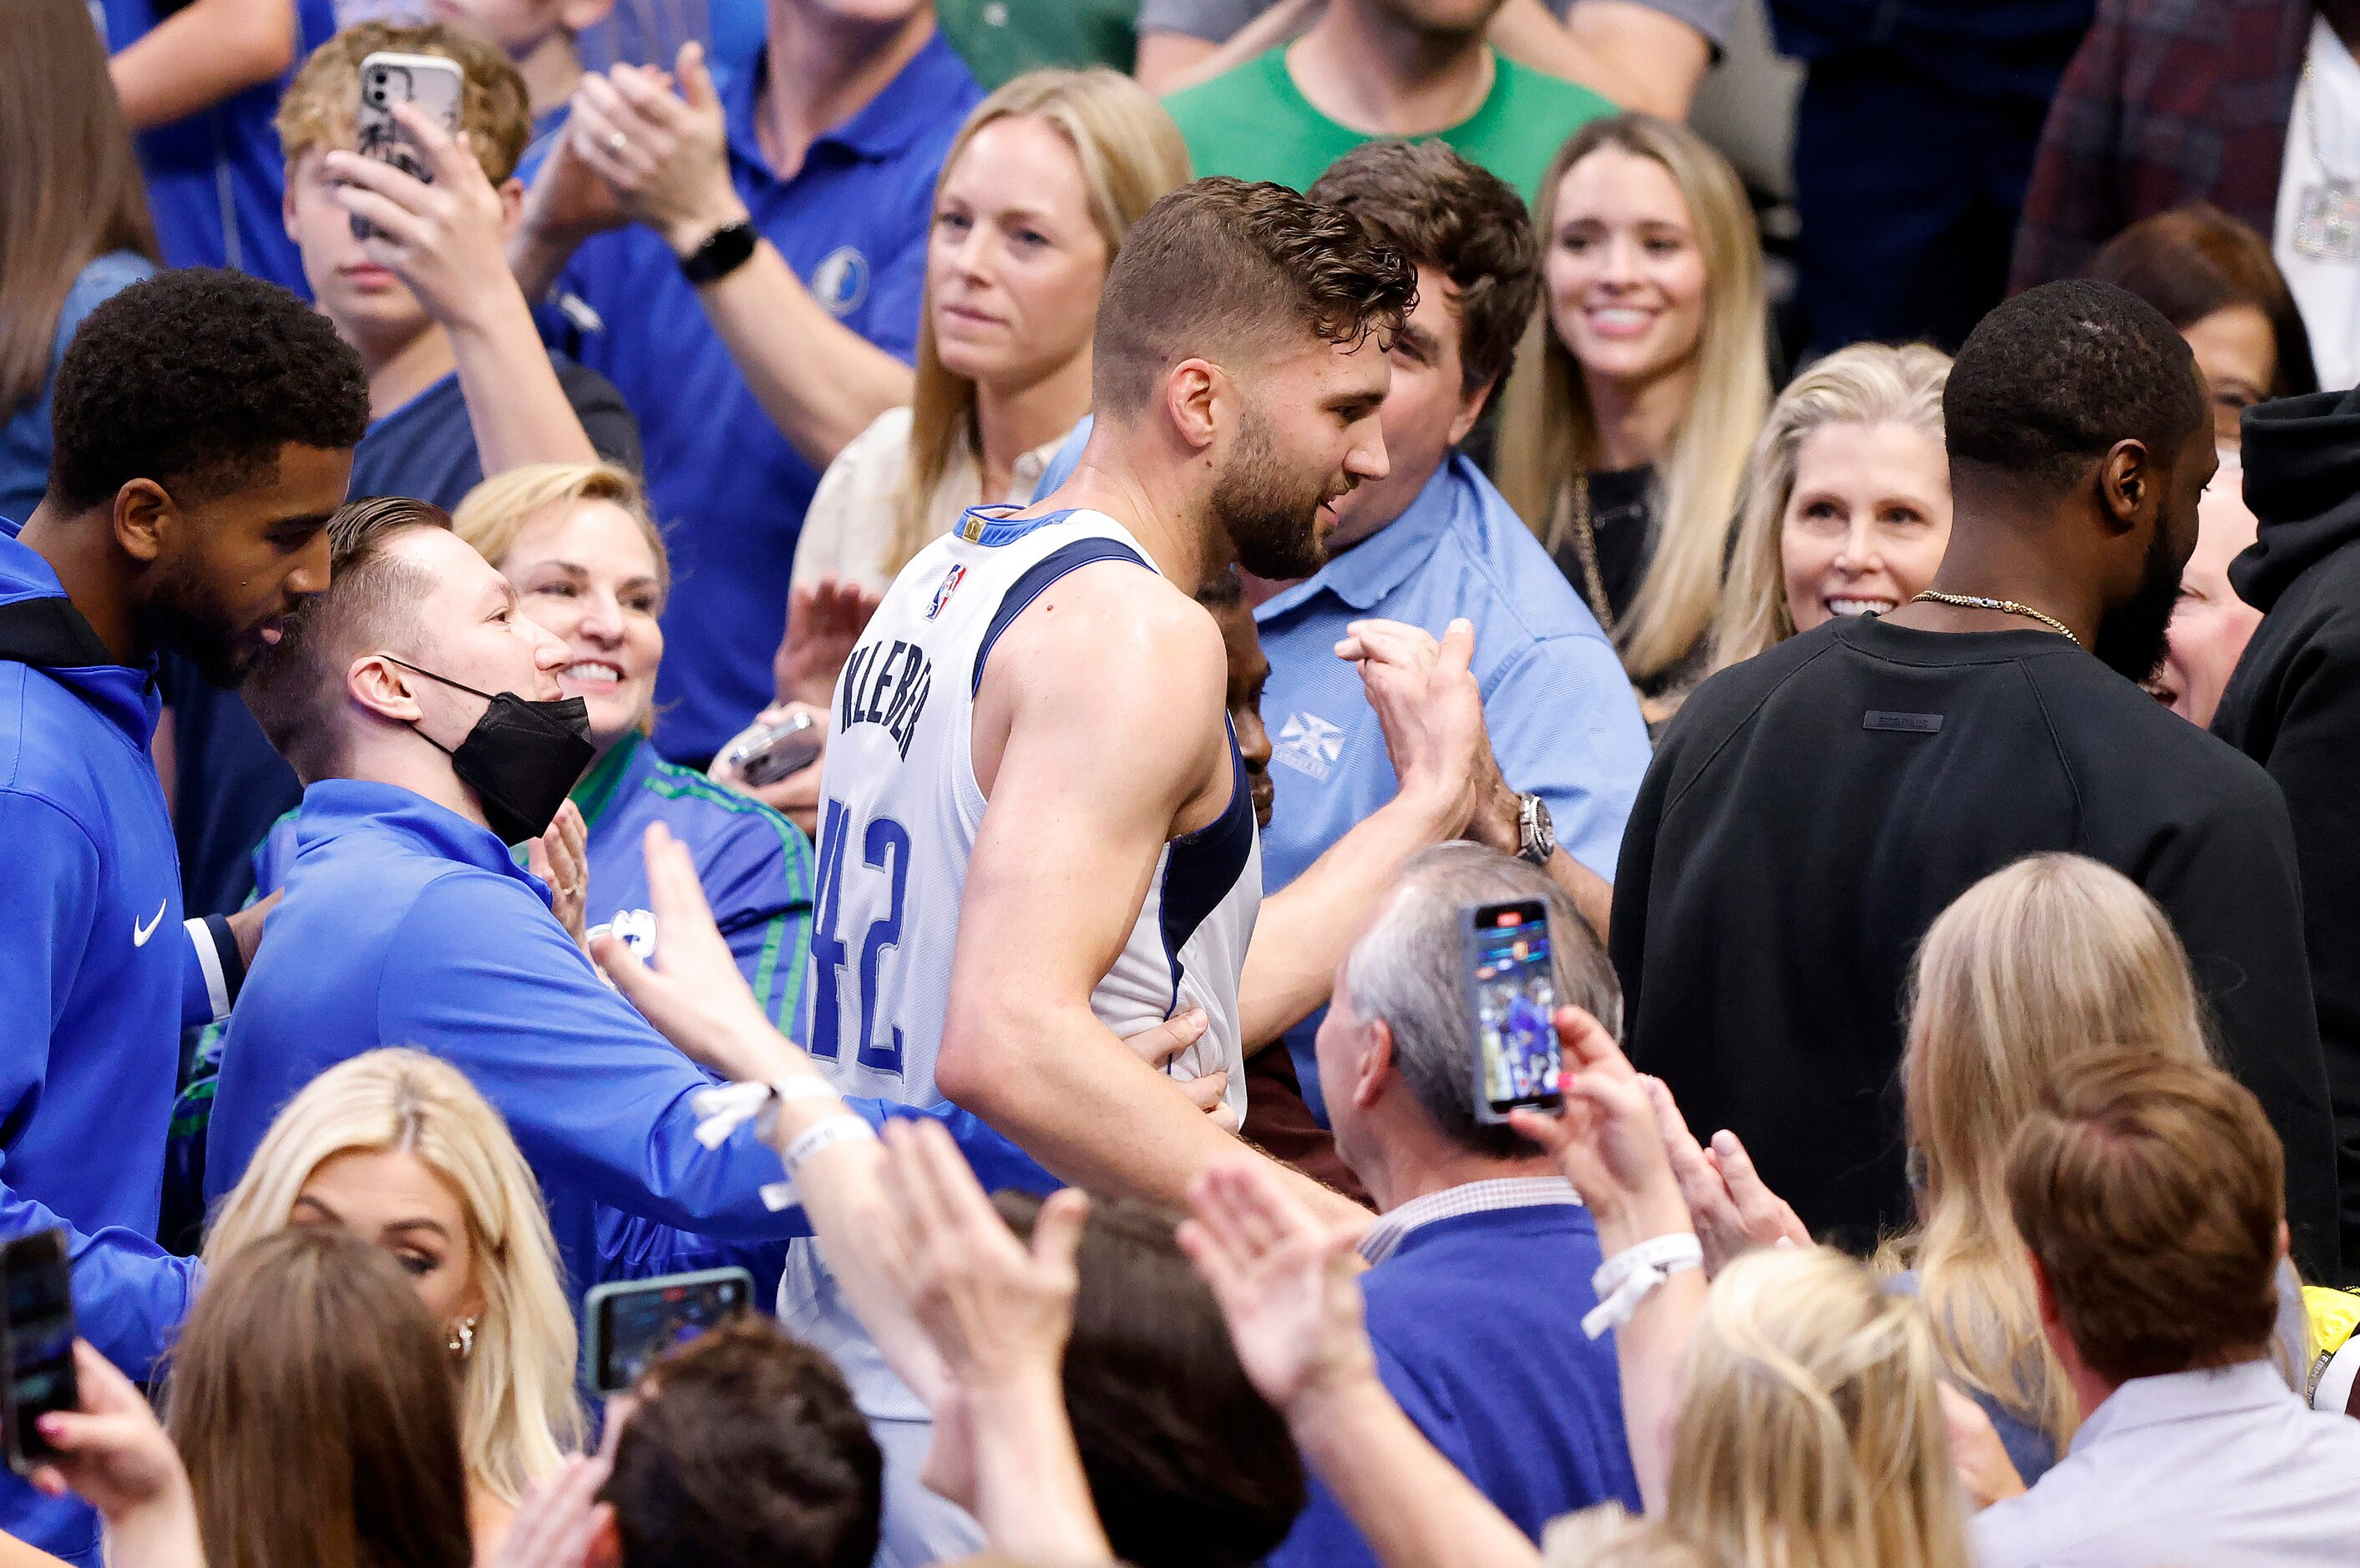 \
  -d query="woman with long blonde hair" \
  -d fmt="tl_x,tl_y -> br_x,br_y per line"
1709,343 -> 1952,675
789,67 -> 1190,596
1496,114 -> 1770,706
1884,852 -> 2213,1479
205,1049 -> 581,1556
